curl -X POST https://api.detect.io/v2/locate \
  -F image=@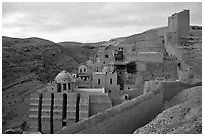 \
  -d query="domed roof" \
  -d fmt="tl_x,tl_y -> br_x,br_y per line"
55,70 -> 73,83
